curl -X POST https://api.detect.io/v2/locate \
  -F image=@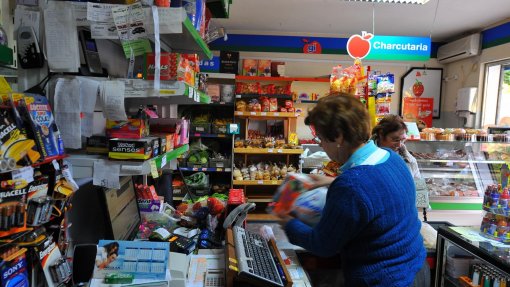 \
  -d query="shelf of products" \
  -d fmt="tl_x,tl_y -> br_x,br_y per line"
189,133 -> 232,138
233,180 -> 283,186
294,99 -> 318,104
435,226 -> 510,287
235,76 -> 329,82
68,144 -> 189,178
234,111 -> 299,118
159,14 -> 213,60
233,148 -> 303,154
236,94 -> 293,99
407,140 -> 510,211
123,80 -> 211,104
179,167 -> 232,172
